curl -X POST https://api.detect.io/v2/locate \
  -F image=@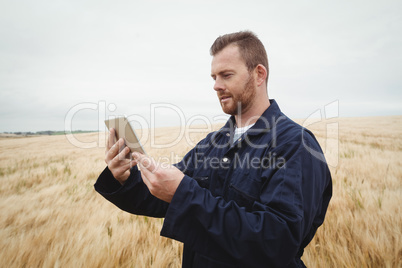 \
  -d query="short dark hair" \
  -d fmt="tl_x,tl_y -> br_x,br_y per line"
210,31 -> 269,81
